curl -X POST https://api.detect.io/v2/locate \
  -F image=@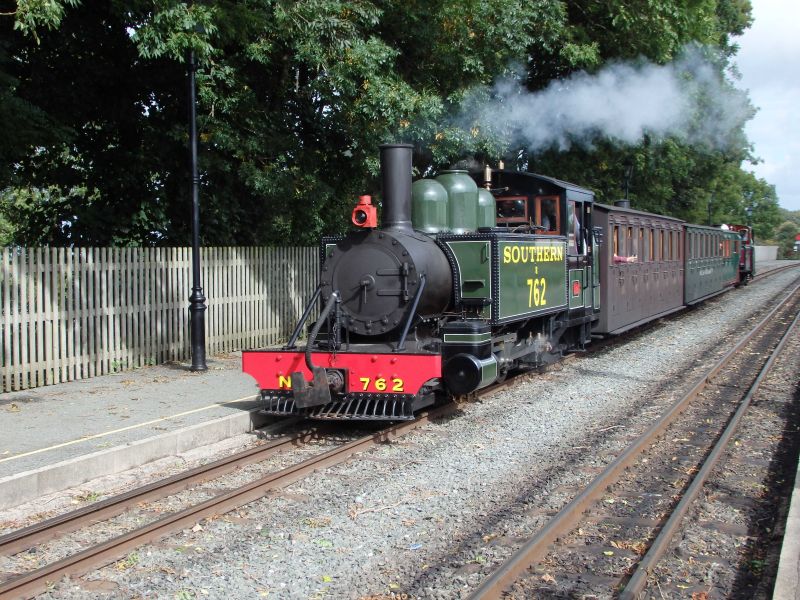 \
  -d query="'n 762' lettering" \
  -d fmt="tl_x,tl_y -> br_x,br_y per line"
277,375 -> 404,393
